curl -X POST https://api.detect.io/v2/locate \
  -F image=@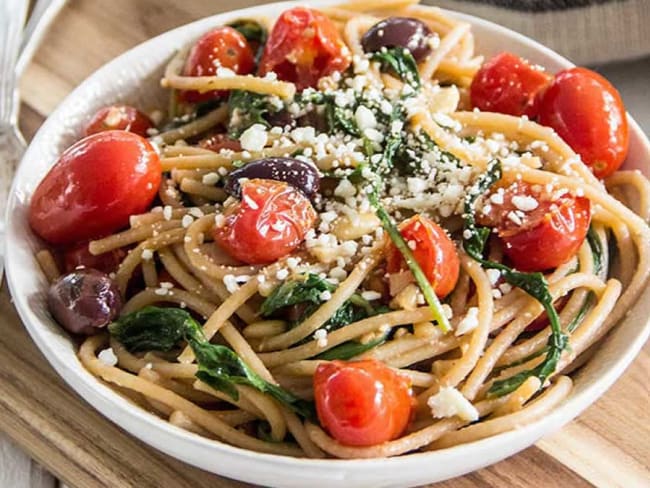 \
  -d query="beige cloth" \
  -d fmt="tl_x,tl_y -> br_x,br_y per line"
423,0 -> 650,65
